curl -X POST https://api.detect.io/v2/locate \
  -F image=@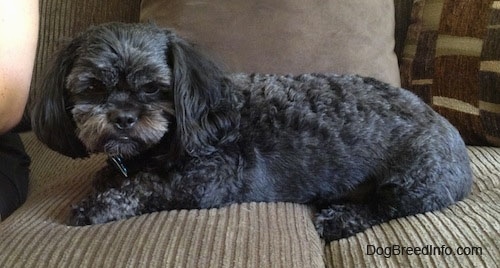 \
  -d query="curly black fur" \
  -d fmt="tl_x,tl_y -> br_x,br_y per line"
31,23 -> 473,242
